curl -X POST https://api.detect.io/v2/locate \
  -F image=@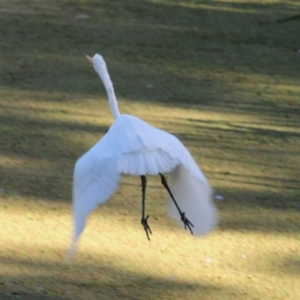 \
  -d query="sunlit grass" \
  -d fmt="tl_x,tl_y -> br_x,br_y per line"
149,0 -> 300,14
1,85 -> 299,299
0,193 -> 299,299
